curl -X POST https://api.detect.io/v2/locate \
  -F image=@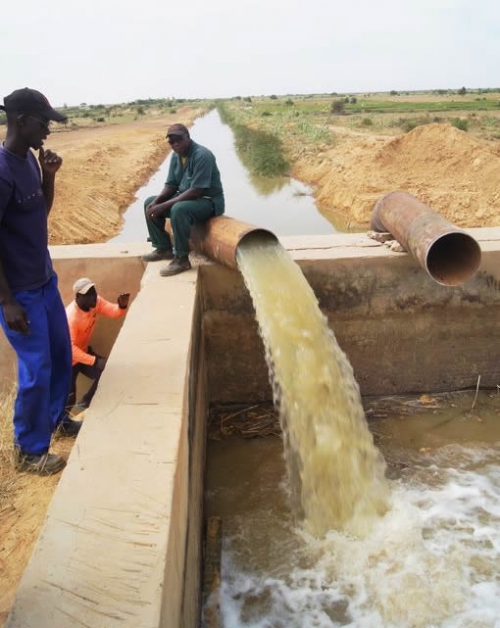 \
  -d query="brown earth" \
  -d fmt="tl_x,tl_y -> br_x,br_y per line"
2,110 -> 500,625
293,122 -> 500,229
0,105 -> 205,246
